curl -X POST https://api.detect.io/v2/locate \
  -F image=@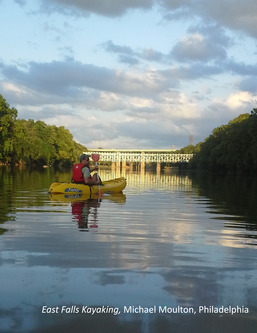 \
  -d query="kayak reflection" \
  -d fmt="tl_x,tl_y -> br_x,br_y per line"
50,192 -> 126,231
